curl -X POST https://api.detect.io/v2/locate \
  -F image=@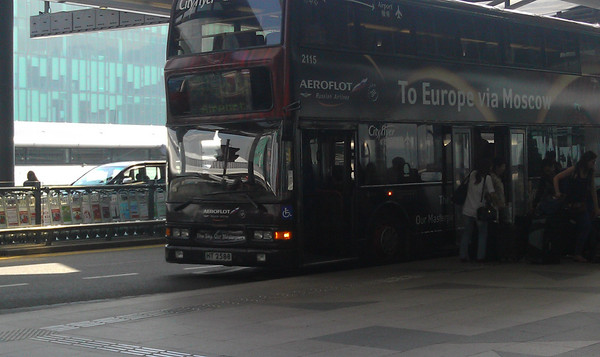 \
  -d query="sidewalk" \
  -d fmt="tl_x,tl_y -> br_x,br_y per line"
0,235 -> 165,257
1,257 -> 600,356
